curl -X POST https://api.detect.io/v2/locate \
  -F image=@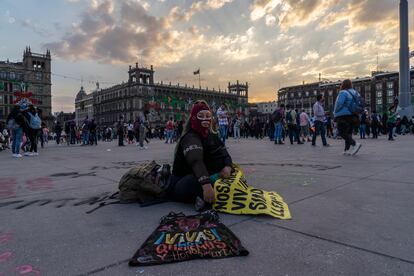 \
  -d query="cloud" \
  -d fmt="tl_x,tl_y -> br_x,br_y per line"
44,0 -> 169,64
302,50 -> 319,61
250,0 -> 281,21
52,96 -> 76,112
44,0 -> 252,66
250,0 -> 339,29
20,19 -> 52,37
166,0 -> 234,25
